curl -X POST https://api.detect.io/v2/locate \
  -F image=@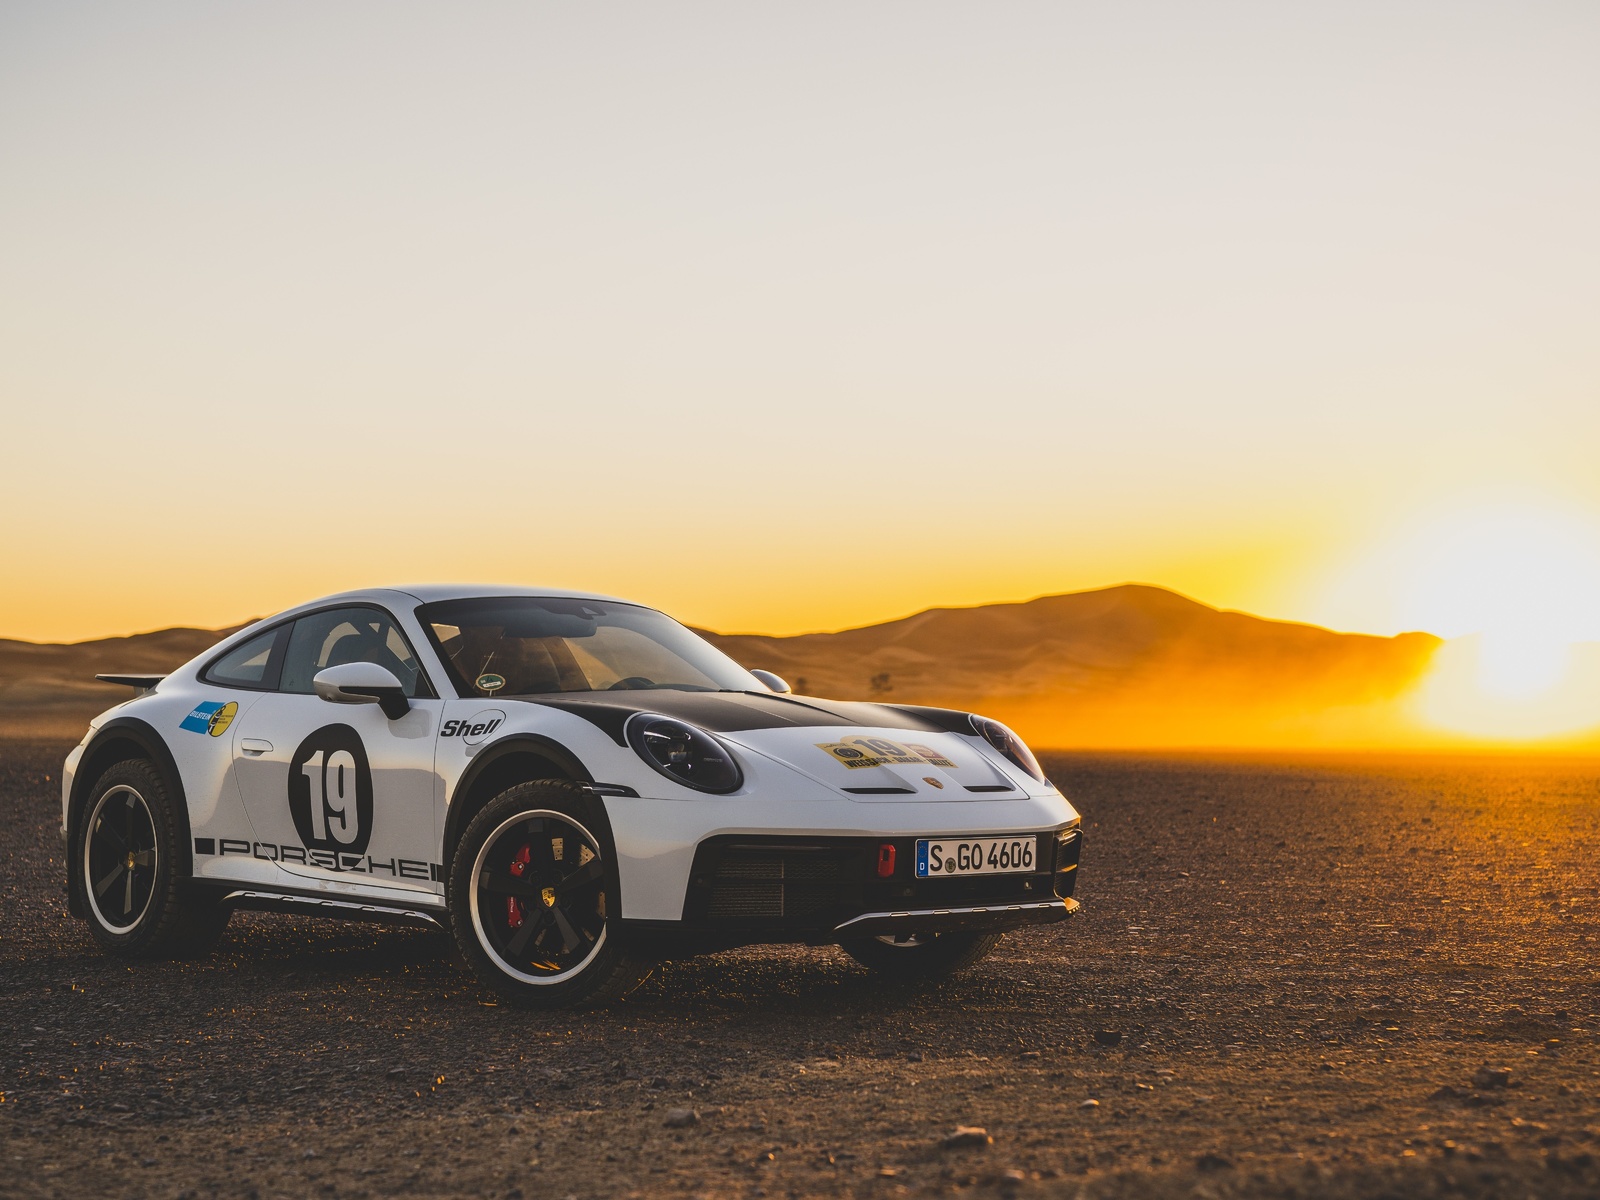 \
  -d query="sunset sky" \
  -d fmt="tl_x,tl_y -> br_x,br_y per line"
3,2 -> 1599,681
